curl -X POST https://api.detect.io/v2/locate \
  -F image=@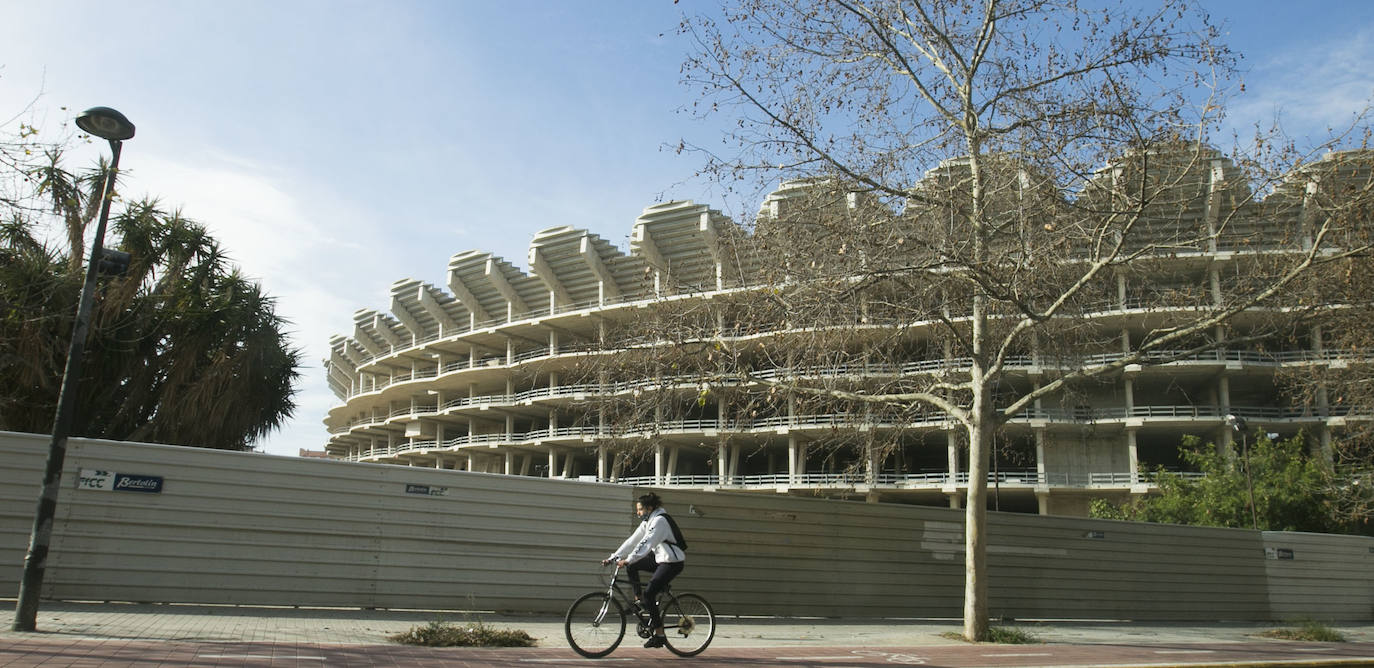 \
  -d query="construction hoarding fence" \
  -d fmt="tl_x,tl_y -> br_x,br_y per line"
1,431 -> 1370,619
